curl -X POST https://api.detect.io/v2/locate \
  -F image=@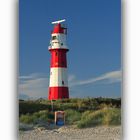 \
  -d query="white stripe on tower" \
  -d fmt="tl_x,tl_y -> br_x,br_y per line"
49,67 -> 68,87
